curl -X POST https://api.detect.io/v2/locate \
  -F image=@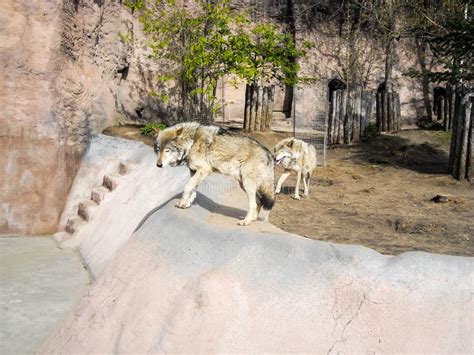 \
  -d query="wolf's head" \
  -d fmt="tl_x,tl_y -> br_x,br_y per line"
154,122 -> 198,168
274,138 -> 301,167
